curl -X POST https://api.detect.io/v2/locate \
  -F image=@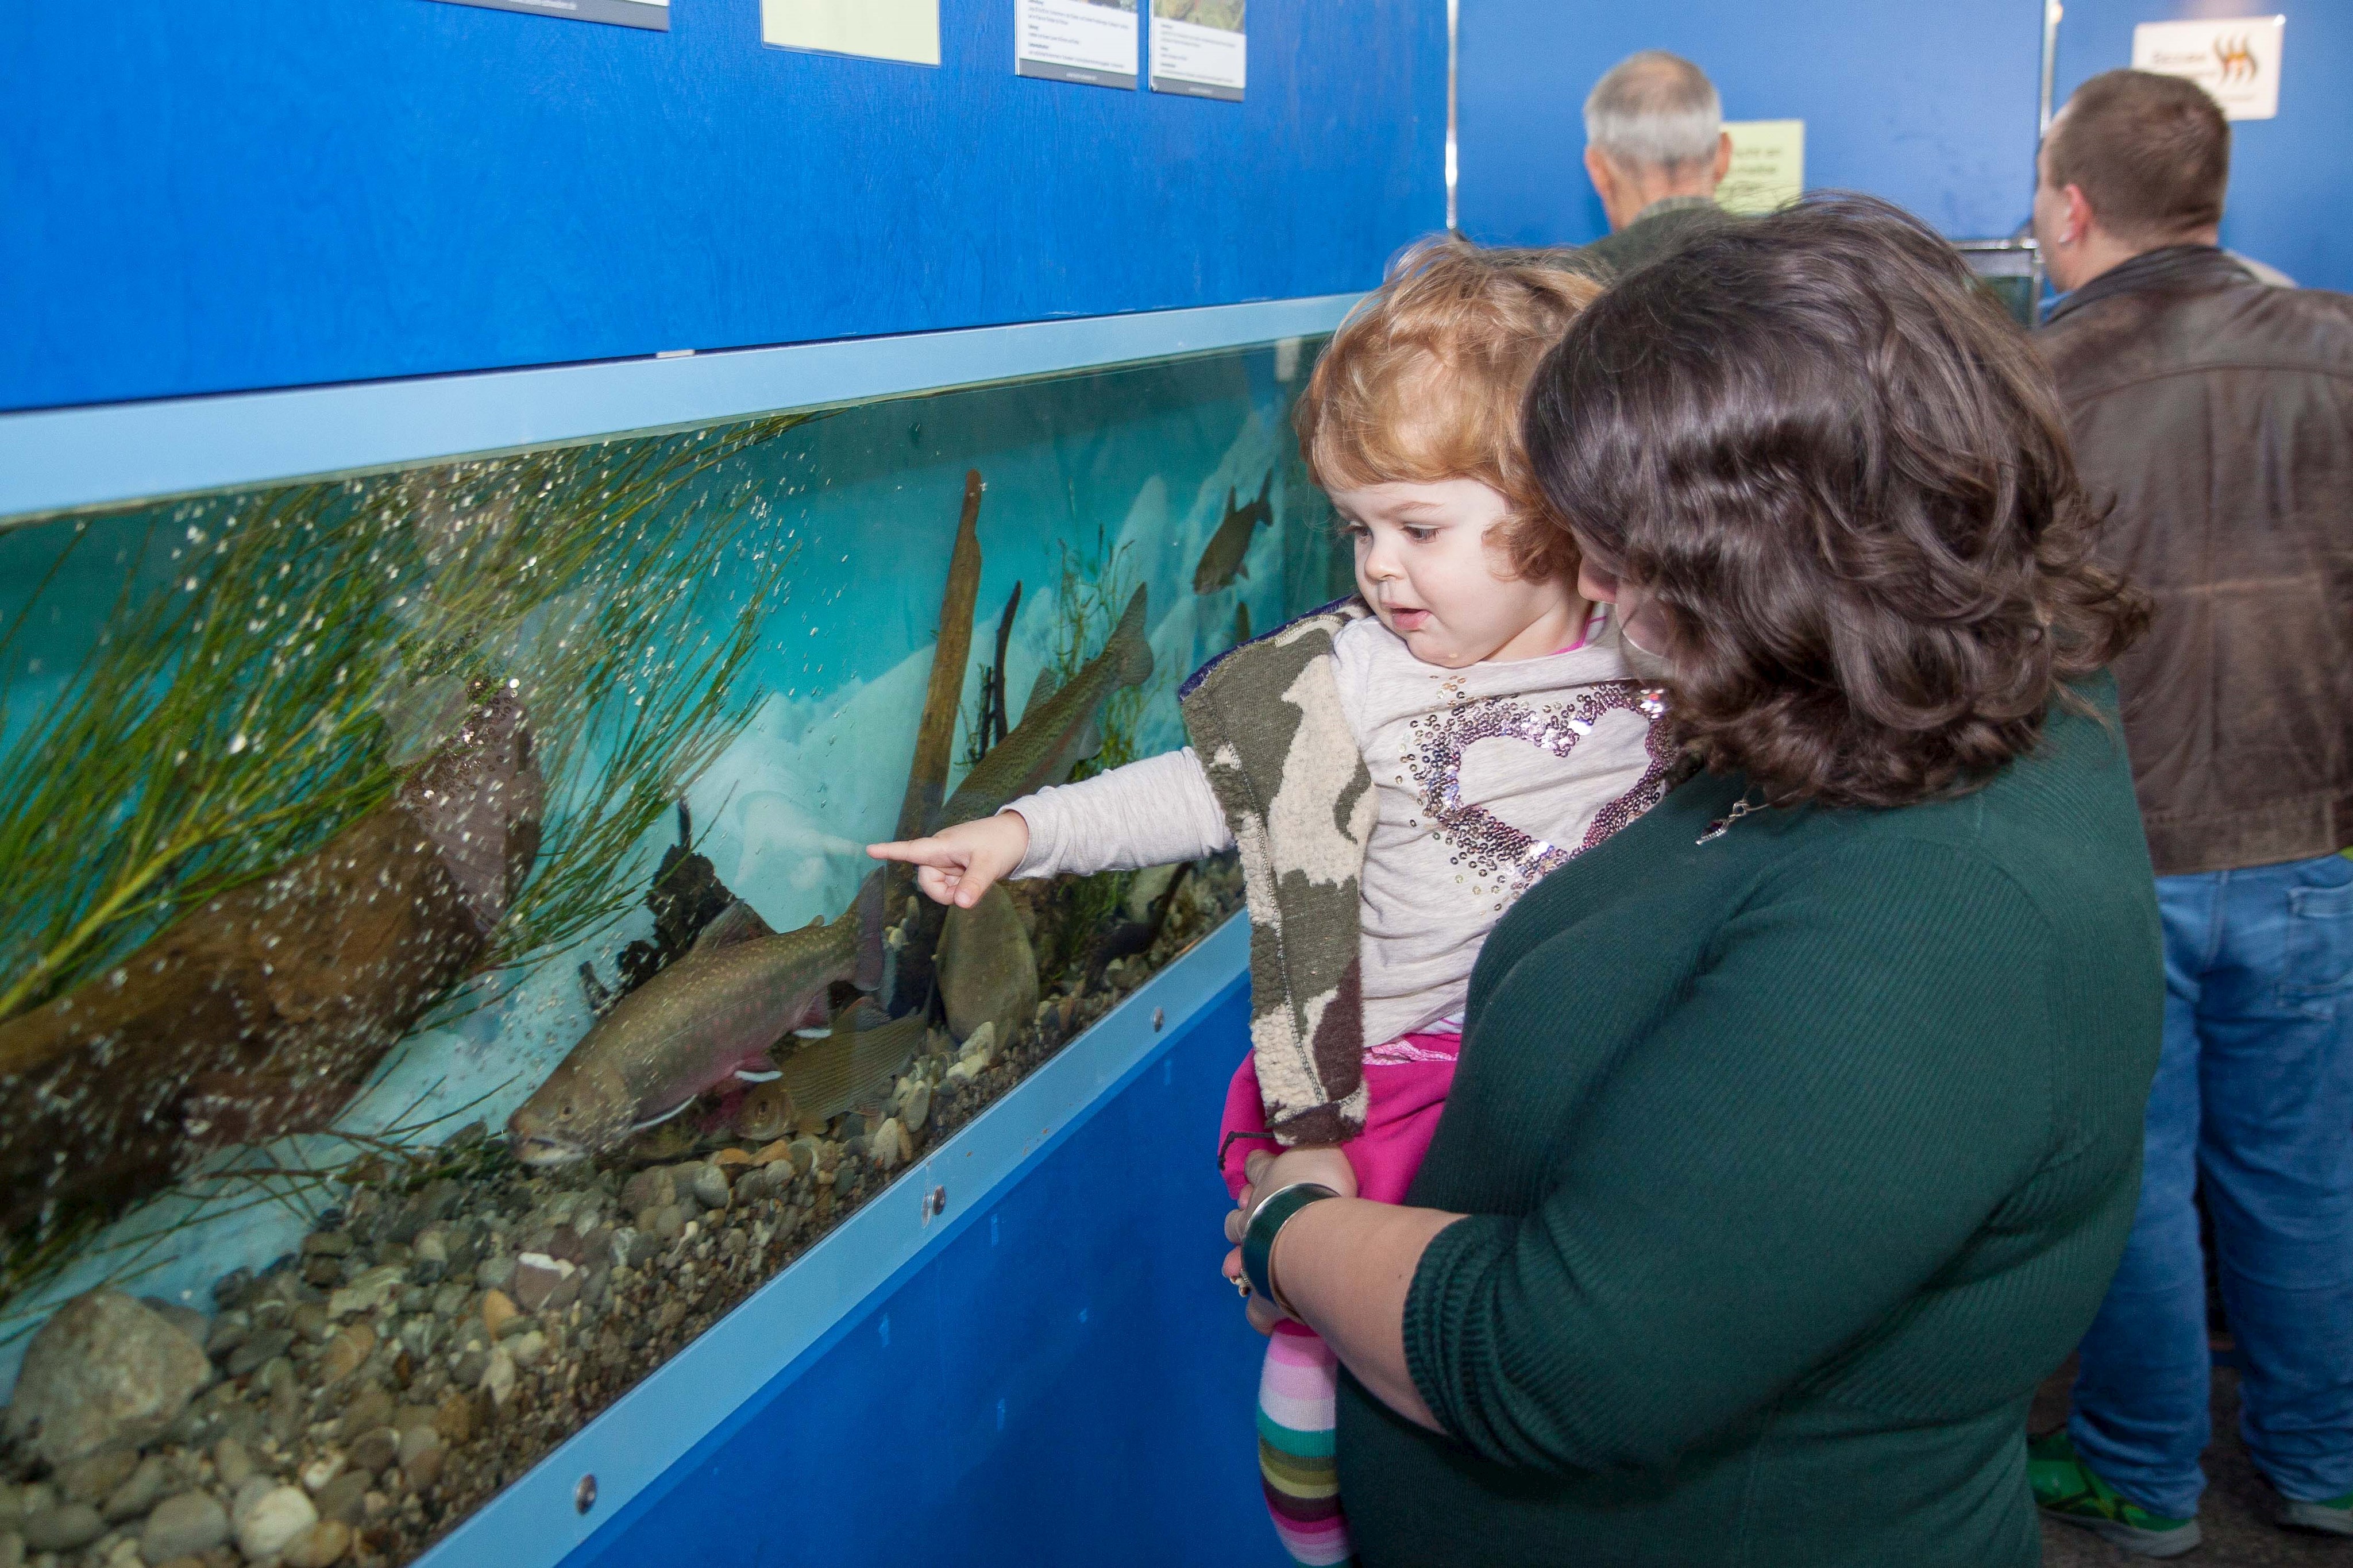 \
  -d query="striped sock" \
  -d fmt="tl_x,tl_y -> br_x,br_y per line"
1257,1320 -> 1356,1566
